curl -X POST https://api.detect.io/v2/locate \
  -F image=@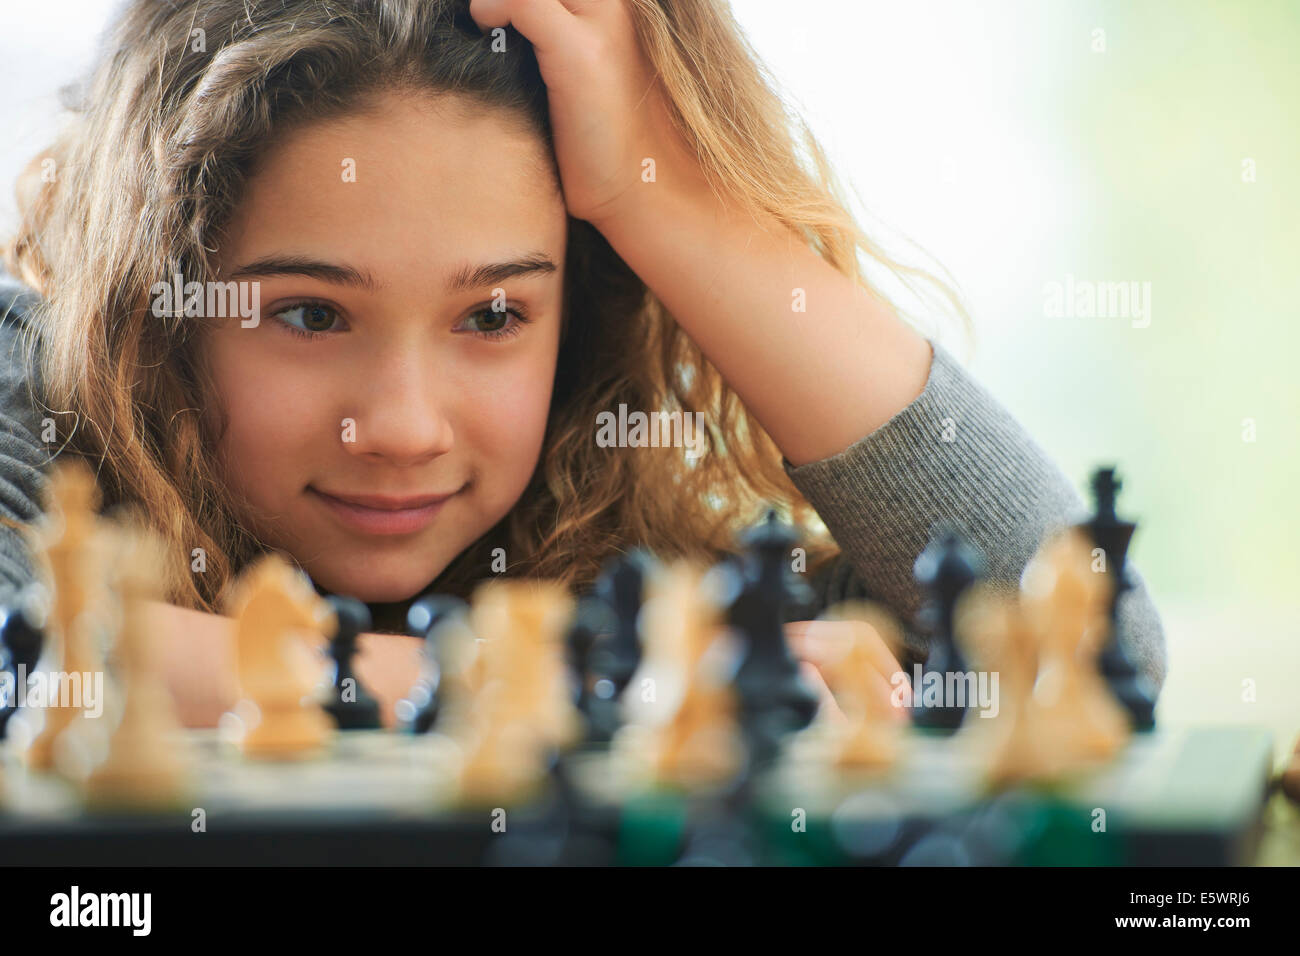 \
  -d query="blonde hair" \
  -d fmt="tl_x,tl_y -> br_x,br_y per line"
3,0 -> 968,611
